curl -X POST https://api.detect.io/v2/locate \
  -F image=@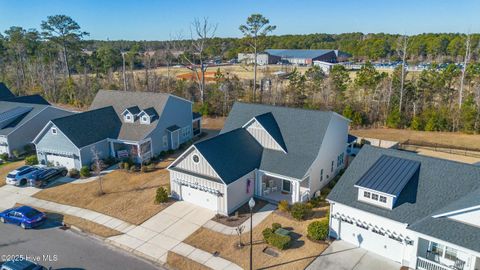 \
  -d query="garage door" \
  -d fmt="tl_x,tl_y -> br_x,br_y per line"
46,154 -> 76,170
0,145 -> 8,155
338,221 -> 404,263
181,186 -> 218,211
